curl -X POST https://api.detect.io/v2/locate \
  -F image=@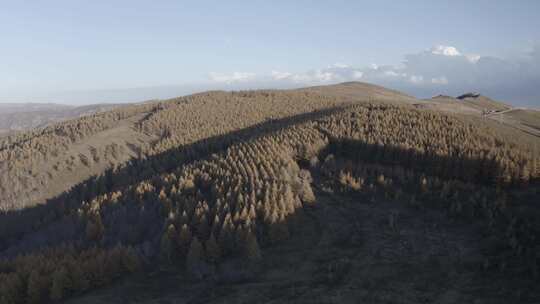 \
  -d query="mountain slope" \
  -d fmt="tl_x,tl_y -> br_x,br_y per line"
0,85 -> 416,211
0,83 -> 539,303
